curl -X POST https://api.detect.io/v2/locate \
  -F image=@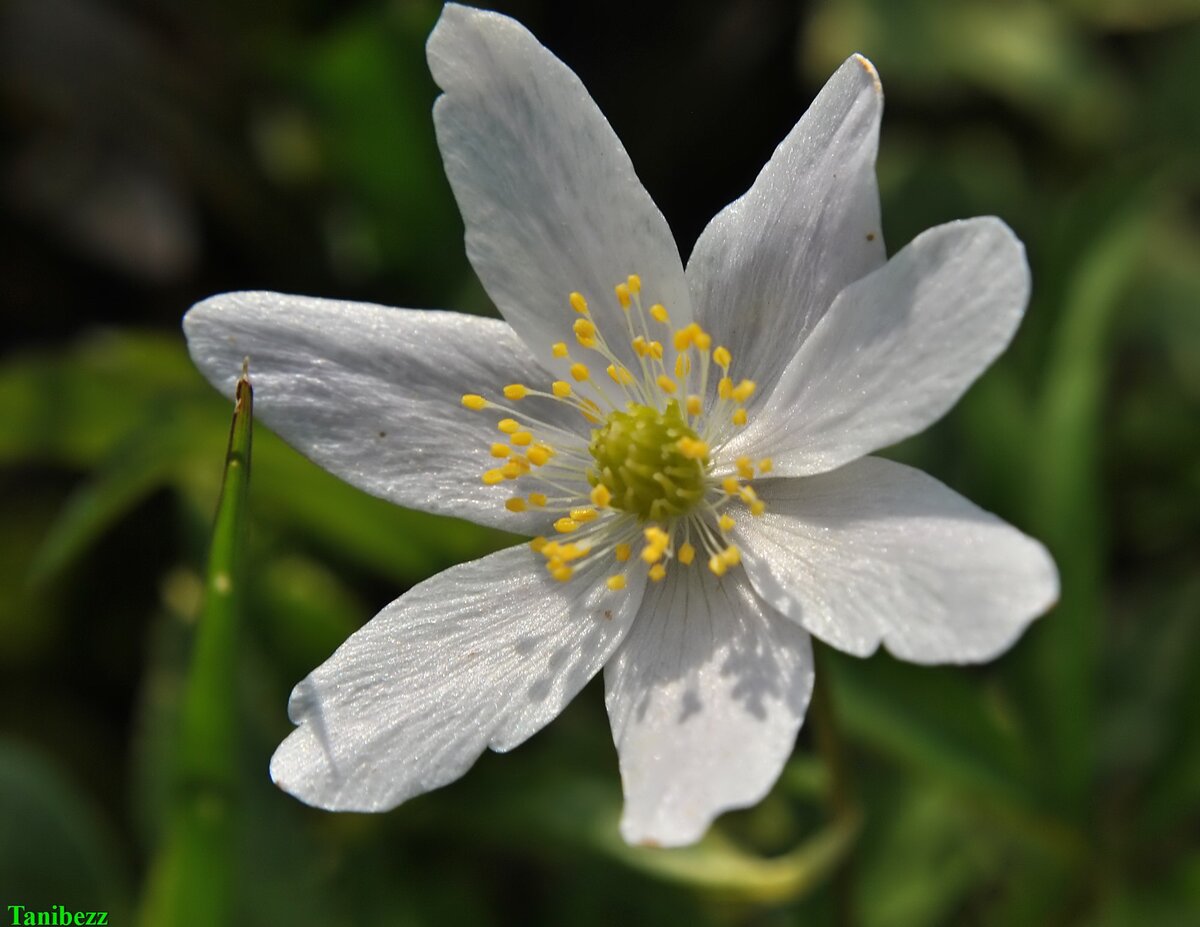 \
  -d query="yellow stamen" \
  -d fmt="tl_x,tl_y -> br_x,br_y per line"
678,543 -> 695,565
527,445 -> 551,466
554,517 -> 579,533
713,346 -> 731,369
552,565 -> 574,582
647,341 -> 664,360
676,437 -> 709,460
615,543 -> 632,562
644,526 -> 669,548
732,408 -> 747,426
650,304 -> 669,324
500,462 -> 522,479
528,492 -> 548,507
674,354 -> 690,378
607,364 -> 633,385
530,536 -> 547,552
511,431 -> 533,446
615,282 -> 631,308
627,274 -> 641,294
656,374 -> 677,395
570,363 -> 590,382
732,379 -> 756,403
694,329 -> 712,351
719,514 -> 736,532
722,546 -> 741,567
591,484 -> 612,508
722,476 -> 741,495
552,341 -> 569,358
505,497 -> 526,513
503,384 -> 528,400
718,377 -> 733,400
571,507 -> 598,523
673,328 -> 693,351
648,564 -> 666,582
490,443 -> 511,458
750,500 -> 766,516
632,336 -> 648,357
497,418 -> 520,434
736,456 -> 754,479
462,394 -> 487,410
708,553 -> 727,577
606,575 -> 627,591
573,317 -> 596,343
482,468 -> 506,485
758,458 -> 773,473
686,395 -> 702,416
569,292 -> 589,314
552,380 -> 572,398
641,545 -> 663,564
